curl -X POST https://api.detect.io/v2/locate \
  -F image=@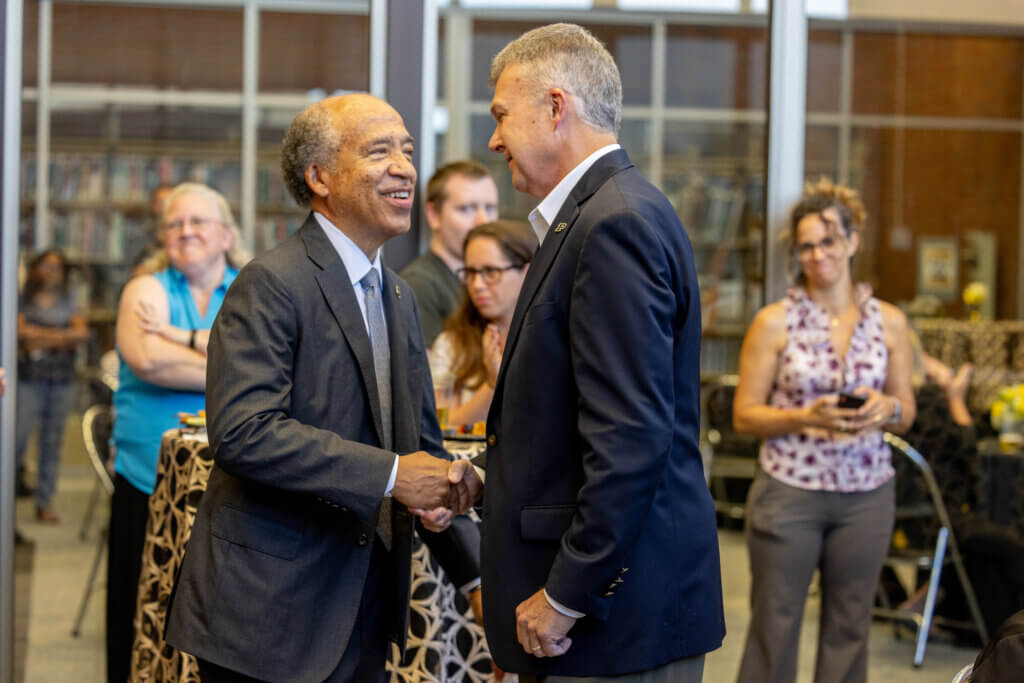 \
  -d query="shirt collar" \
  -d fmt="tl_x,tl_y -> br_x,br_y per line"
528,143 -> 621,243
314,211 -> 383,287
